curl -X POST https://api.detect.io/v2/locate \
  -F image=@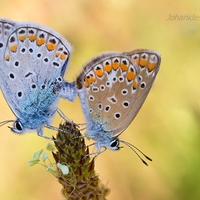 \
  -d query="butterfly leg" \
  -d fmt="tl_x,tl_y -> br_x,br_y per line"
57,108 -> 82,128
57,108 -> 72,122
37,127 -> 54,140
83,146 -> 107,159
